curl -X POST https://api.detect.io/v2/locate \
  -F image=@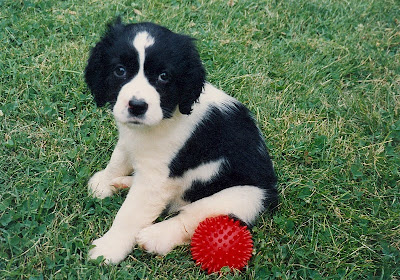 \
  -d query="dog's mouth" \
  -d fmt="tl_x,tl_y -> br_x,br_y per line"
113,107 -> 164,127
127,119 -> 145,125
123,112 -> 147,125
